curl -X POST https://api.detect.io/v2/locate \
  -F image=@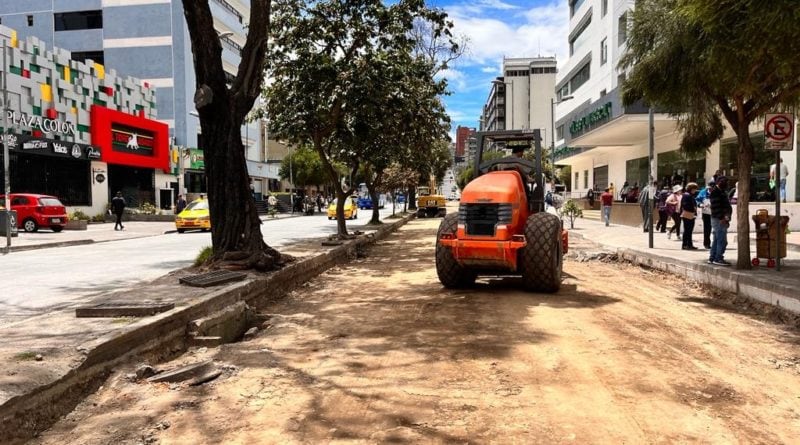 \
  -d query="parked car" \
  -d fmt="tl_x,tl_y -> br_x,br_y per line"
0,193 -> 69,232
175,198 -> 210,233
357,194 -> 386,209
327,196 -> 358,220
